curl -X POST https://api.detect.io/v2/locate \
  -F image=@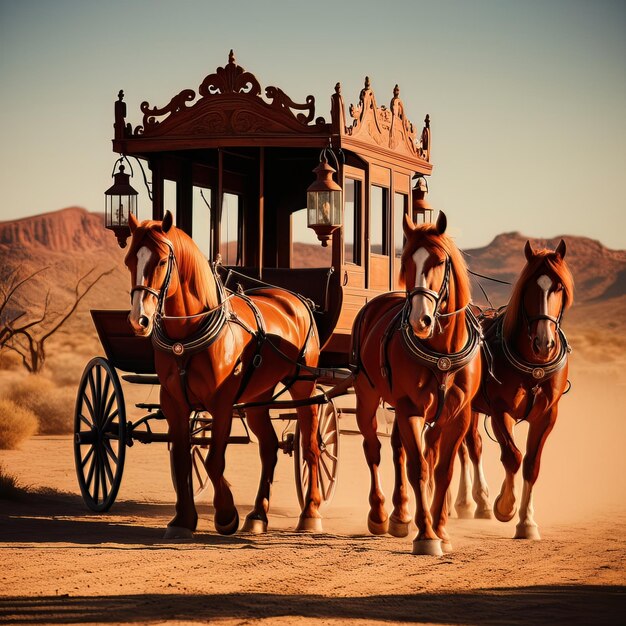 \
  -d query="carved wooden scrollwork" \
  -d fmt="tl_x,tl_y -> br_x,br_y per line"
127,50 -> 324,137
198,50 -> 261,97
347,77 -> 428,160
